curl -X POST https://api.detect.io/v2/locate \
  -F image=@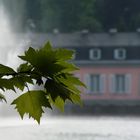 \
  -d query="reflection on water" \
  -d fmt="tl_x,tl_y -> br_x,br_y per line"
0,116 -> 140,140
